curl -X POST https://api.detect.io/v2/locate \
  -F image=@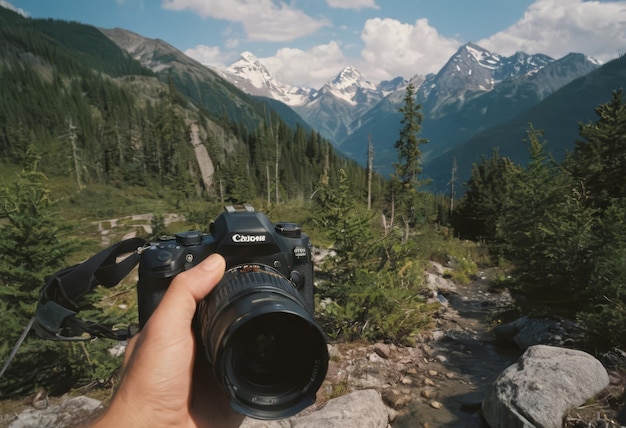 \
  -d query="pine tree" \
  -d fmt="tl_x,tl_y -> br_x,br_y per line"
313,169 -> 374,281
393,83 -> 429,189
568,89 -> 626,207
495,125 -> 596,293
0,146 -> 75,295
392,83 -> 429,243
0,147 -> 80,395
453,148 -> 521,241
